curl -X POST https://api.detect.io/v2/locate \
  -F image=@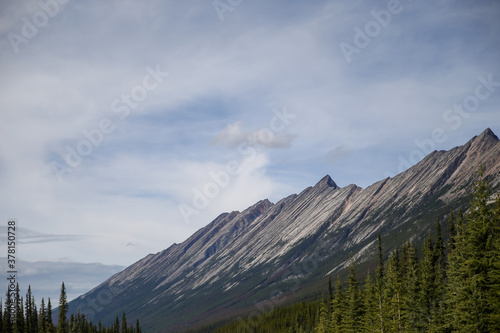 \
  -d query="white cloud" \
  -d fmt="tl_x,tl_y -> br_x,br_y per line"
212,121 -> 295,149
